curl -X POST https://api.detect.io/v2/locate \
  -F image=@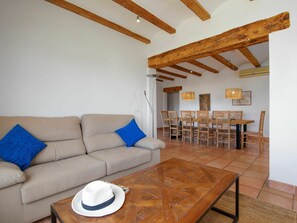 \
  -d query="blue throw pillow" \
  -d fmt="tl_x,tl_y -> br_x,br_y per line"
0,124 -> 47,171
115,119 -> 146,147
